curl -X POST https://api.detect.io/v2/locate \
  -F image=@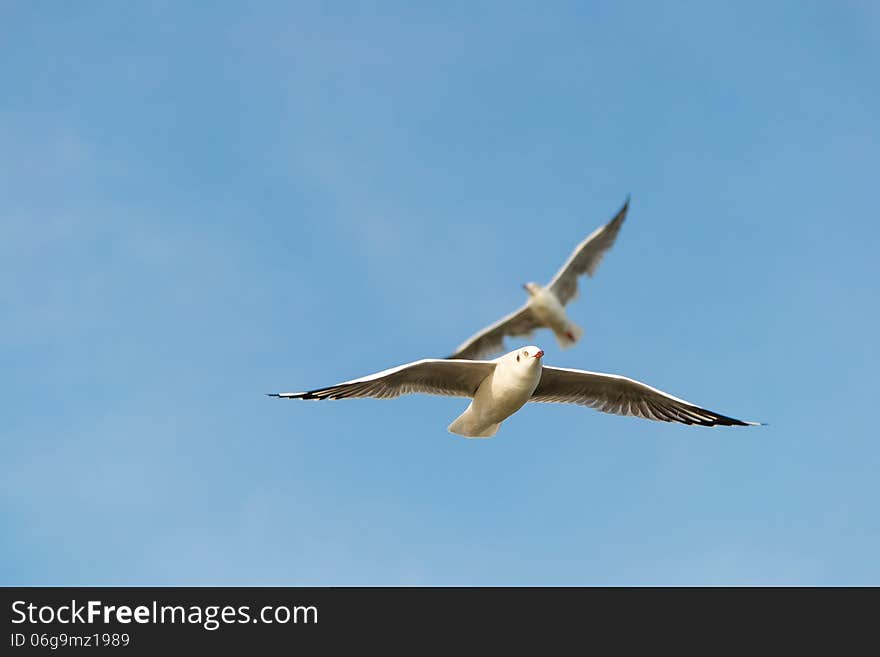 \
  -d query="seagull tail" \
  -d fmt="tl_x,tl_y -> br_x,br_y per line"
448,408 -> 500,438
554,322 -> 584,349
